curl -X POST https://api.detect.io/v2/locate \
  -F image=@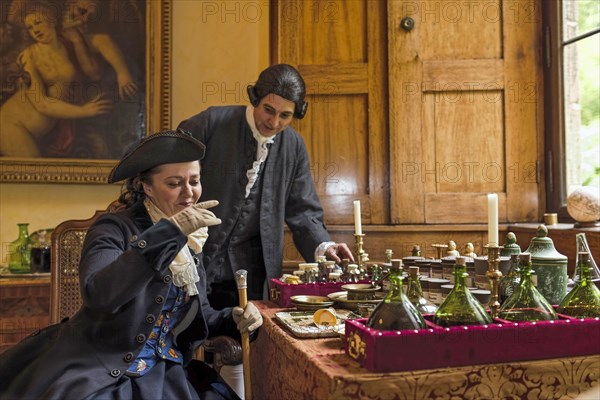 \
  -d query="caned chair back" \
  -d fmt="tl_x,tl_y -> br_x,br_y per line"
49,210 -> 106,323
